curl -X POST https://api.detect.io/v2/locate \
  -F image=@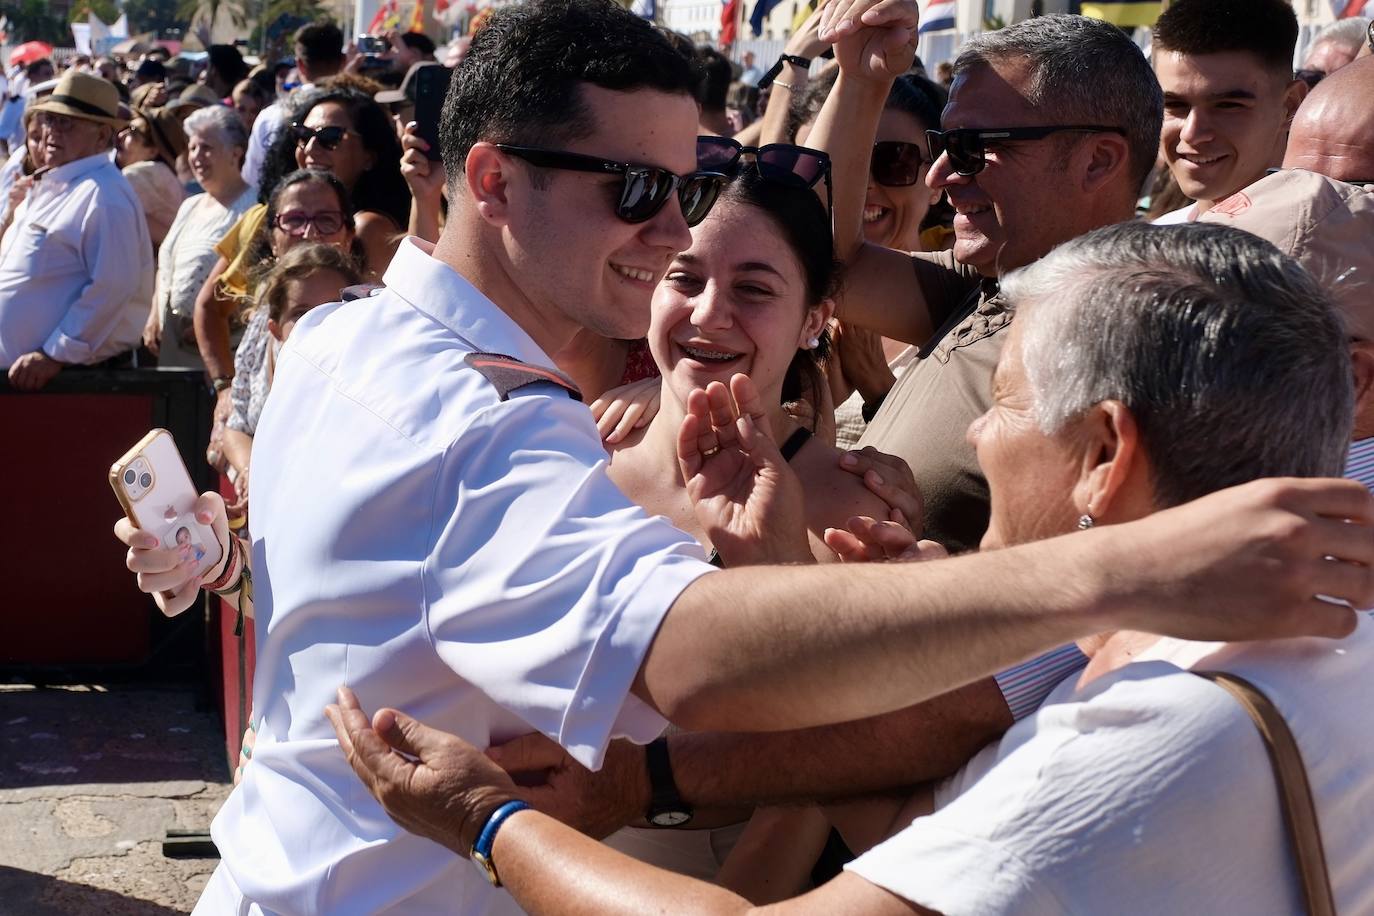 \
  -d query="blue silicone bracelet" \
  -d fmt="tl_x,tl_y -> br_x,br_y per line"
473,800 -> 530,861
